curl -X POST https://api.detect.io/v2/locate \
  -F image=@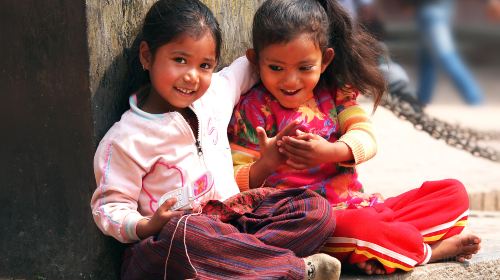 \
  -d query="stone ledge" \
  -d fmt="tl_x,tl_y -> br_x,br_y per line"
469,191 -> 500,211
341,253 -> 500,280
